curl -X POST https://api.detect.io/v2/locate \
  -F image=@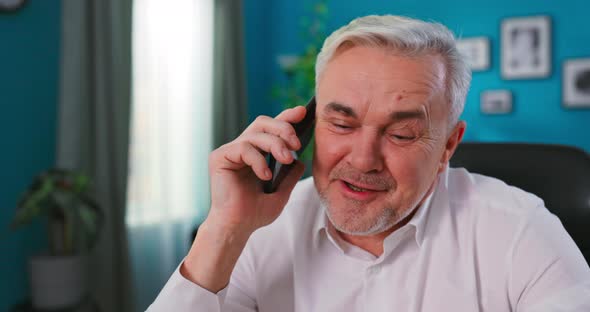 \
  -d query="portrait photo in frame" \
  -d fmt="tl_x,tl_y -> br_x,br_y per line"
456,37 -> 491,72
563,58 -> 590,109
481,90 -> 513,114
501,15 -> 551,79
